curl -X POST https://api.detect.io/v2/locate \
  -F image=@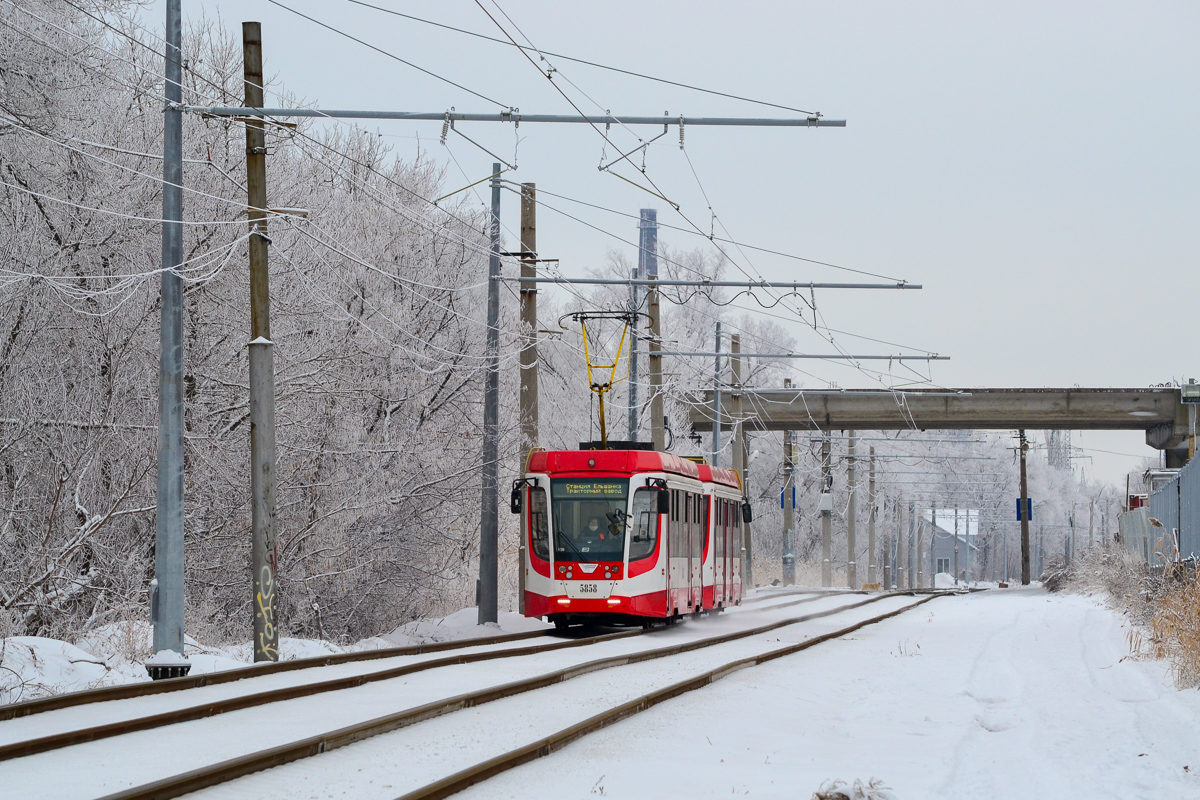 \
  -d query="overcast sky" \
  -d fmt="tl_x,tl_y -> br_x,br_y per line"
149,0 -> 1198,483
